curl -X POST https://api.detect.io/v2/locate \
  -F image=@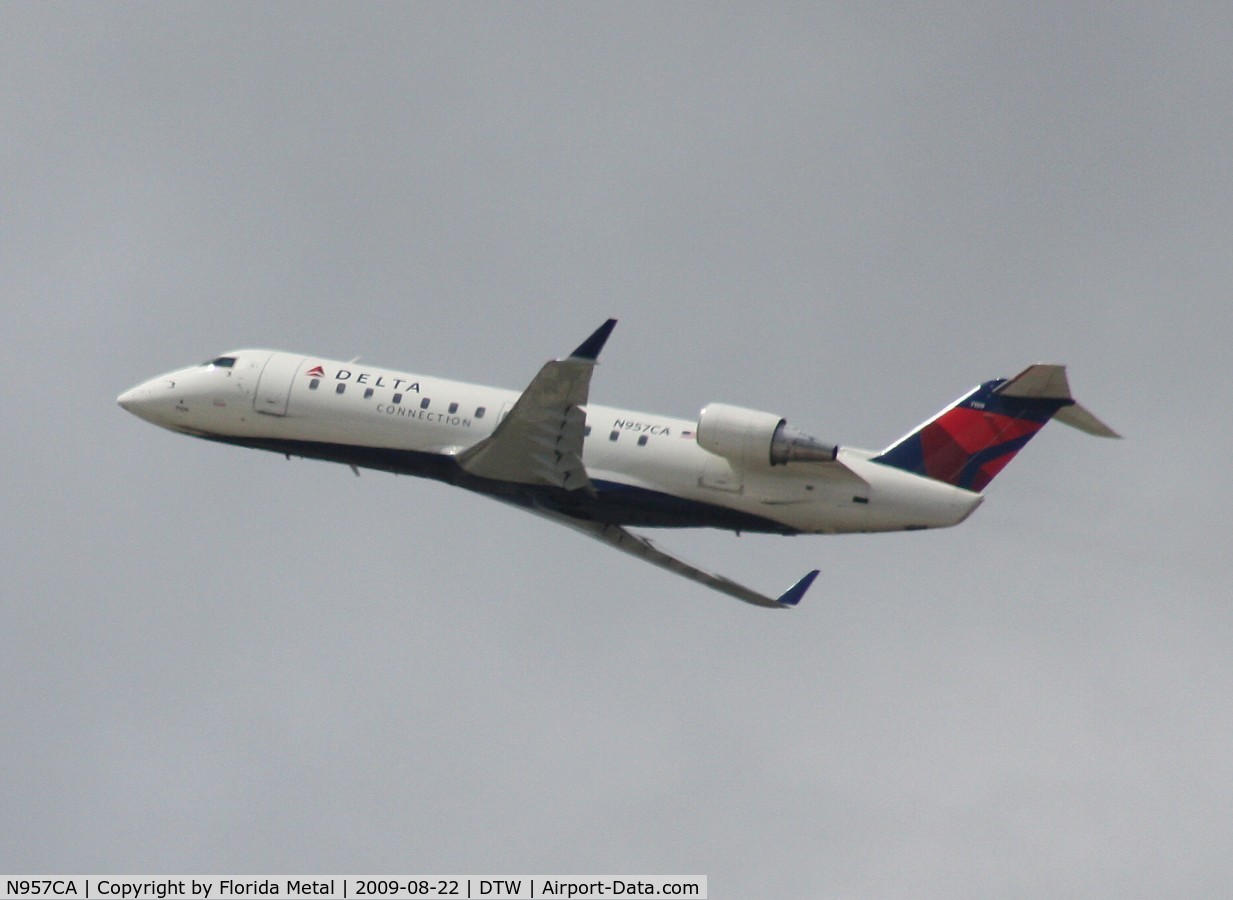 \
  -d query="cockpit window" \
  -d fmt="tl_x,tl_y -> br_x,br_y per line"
202,356 -> 237,368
